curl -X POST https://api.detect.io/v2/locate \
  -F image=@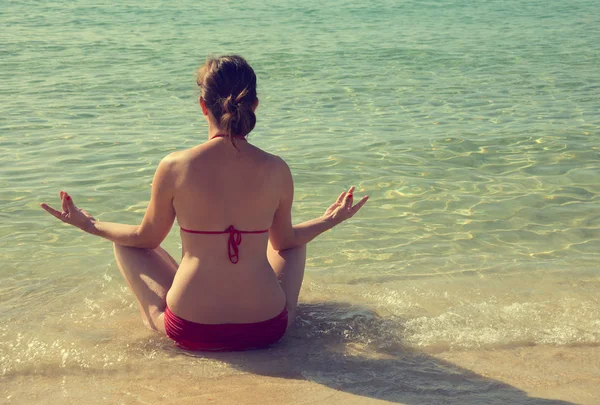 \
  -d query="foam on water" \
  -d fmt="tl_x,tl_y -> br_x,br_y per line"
1,0 -> 600,400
